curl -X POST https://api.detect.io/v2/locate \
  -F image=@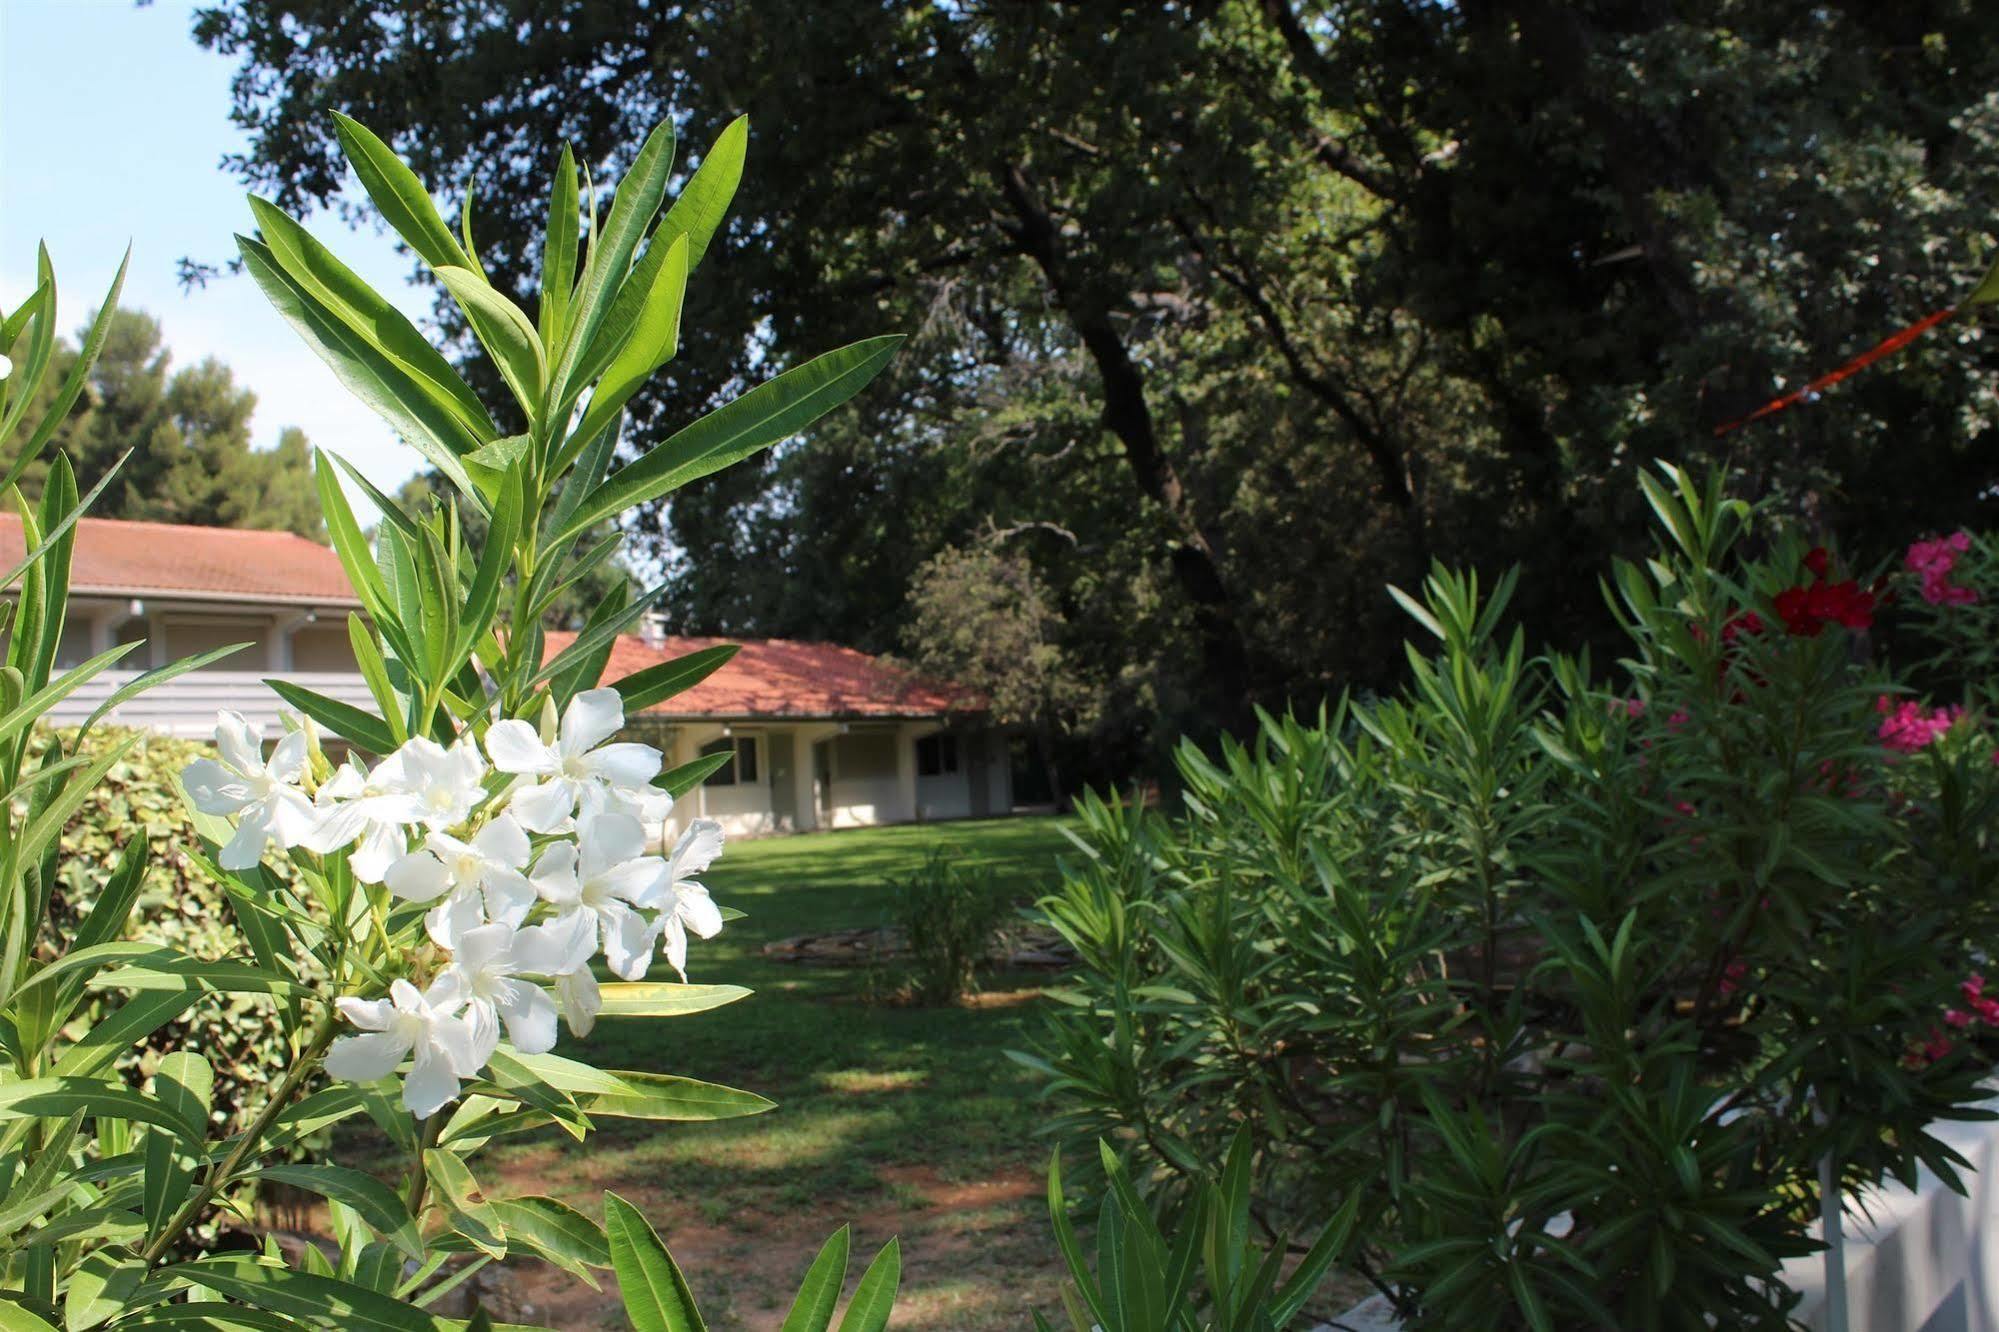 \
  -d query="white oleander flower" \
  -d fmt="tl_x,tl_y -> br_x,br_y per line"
640,818 -> 727,980
303,756 -> 418,883
484,688 -> 663,833
440,919 -> 593,1065
528,810 -> 665,980
391,735 -> 490,831
324,976 -> 479,1119
555,965 -> 602,1039
0,353 -> 11,380
384,814 -> 537,950
182,711 -> 316,870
